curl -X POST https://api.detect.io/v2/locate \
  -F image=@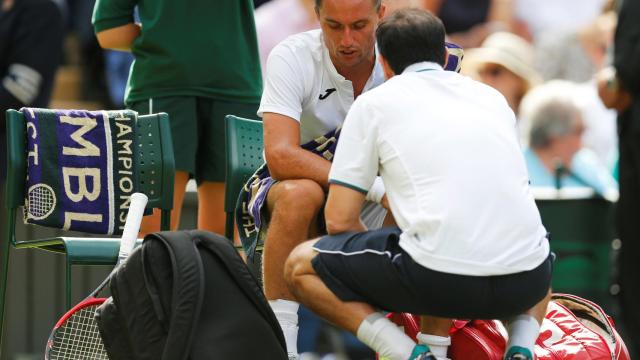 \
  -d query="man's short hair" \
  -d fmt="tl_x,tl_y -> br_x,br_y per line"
315,0 -> 382,11
376,8 -> 446,74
